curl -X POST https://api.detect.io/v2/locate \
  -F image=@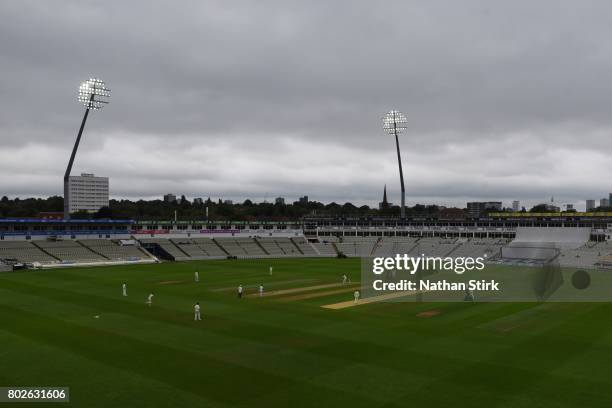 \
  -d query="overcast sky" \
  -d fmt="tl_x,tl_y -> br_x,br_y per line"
2,1 -> 612,210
